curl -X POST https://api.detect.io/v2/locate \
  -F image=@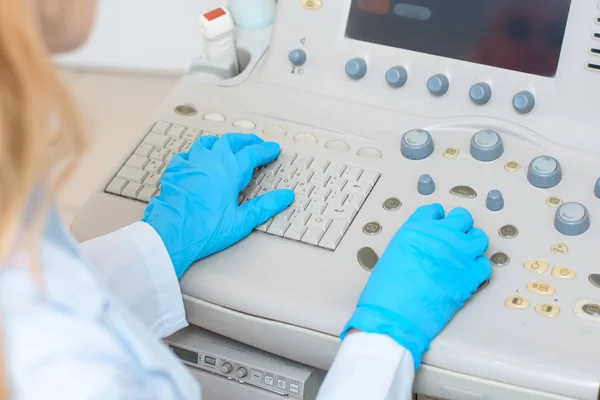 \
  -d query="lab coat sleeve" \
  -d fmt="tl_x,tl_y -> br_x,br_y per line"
79,221 -> 187,339
317,332 -> 415,400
